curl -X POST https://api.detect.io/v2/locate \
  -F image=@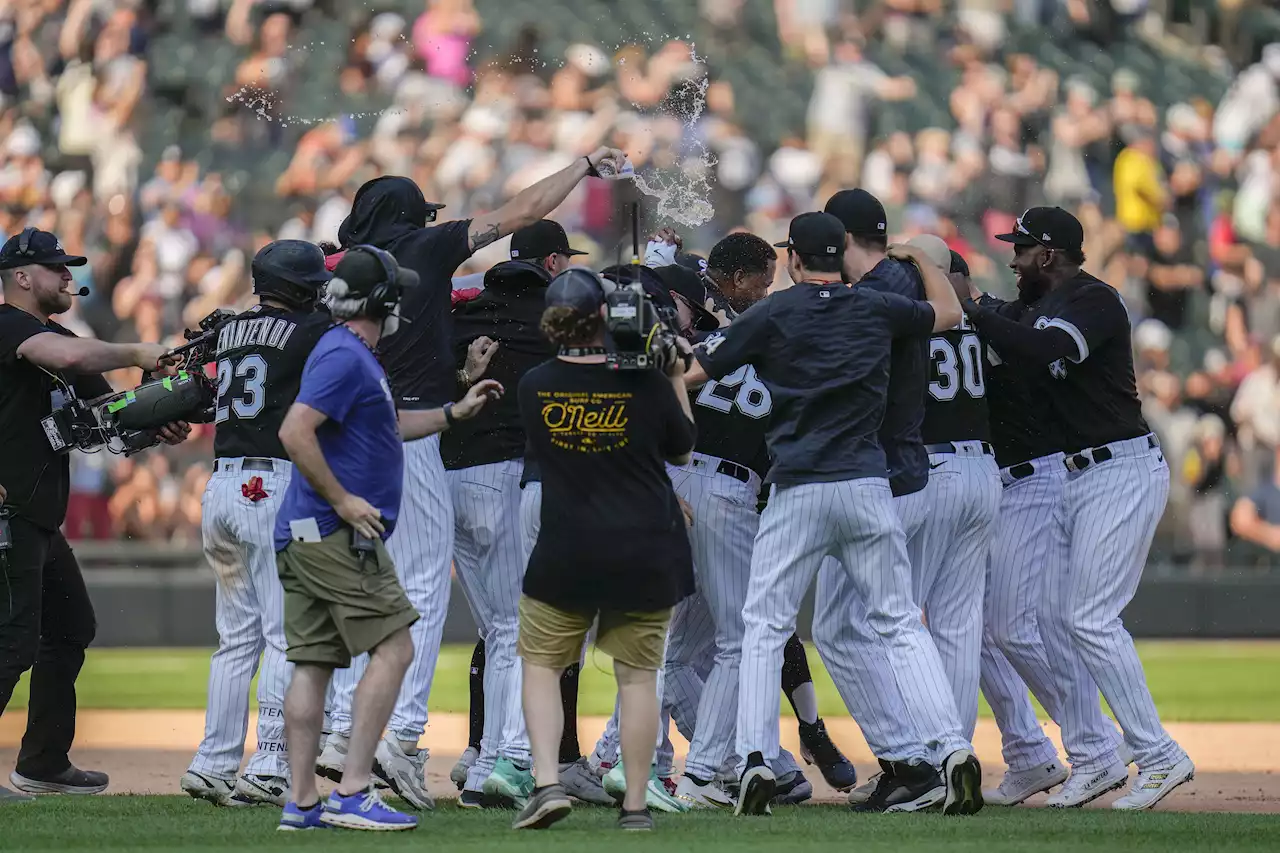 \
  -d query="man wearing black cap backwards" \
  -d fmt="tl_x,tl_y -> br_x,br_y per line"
0,228 -> 186,801
962,207 -> 1193,811
321,147 -> 624,804
683,212 -> 983,817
